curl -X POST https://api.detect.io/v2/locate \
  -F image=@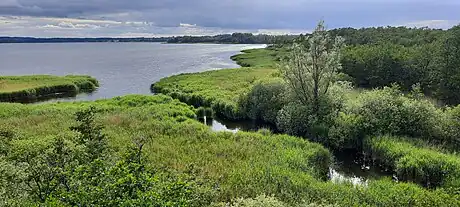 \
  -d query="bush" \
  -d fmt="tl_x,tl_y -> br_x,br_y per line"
238,79 -> 287,125
346,86 -> 443,142
441,105 -> 460,148
228,195 -> 287,207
